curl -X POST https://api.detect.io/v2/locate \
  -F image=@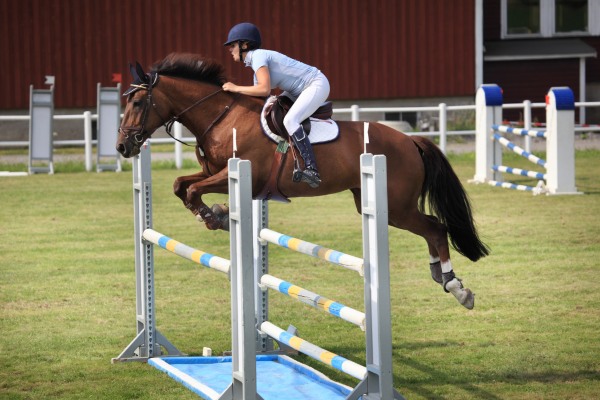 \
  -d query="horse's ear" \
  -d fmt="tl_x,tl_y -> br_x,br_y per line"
129,63 -> 139,81
135,62 -> 148,83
